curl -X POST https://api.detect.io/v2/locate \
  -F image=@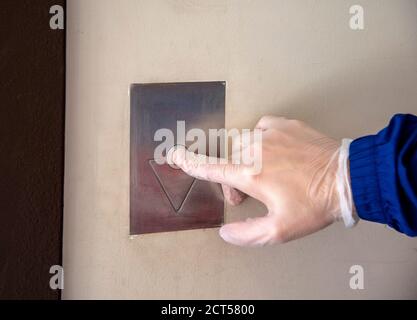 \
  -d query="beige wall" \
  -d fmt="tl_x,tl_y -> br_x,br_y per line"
64,0 -> 417,299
